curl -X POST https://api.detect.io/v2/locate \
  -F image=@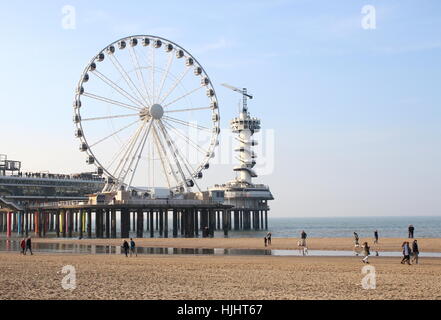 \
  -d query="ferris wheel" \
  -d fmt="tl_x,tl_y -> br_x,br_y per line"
73,35 -> 220,193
